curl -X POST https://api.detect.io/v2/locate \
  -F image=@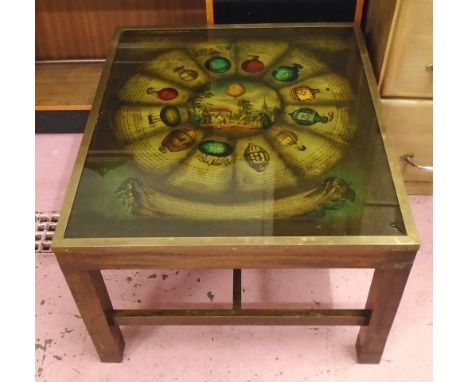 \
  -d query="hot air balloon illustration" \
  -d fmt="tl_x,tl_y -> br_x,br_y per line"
159,129 -> 197,153
147,87 -> 179,101
243,143 -> 270,172
198,140 -> 234,157
272,63 -> 303,82
241,55 -> 265,73
173,65 -> 199,81
224,83 -> 246,99
197,140 -> 234,166
205,52 -> 232,73
275,130 -> 307,151
159,106 -> 181,127
289,108 -> 332,126
291,85 -> 320,102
